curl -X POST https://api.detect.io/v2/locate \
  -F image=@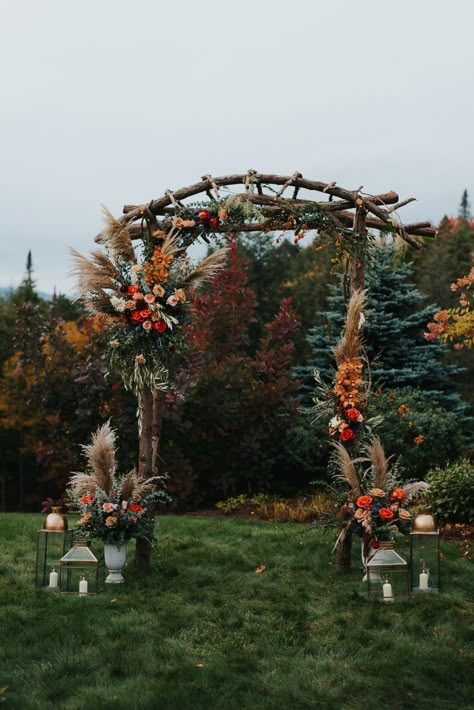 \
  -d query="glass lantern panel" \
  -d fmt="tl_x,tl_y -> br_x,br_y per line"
367,567 -> 410,602
61,544 -> 100,564
59,560 -> 104,594
367,548 -> 407,568
35,530 -> 73,587
411,534 -> 440,593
